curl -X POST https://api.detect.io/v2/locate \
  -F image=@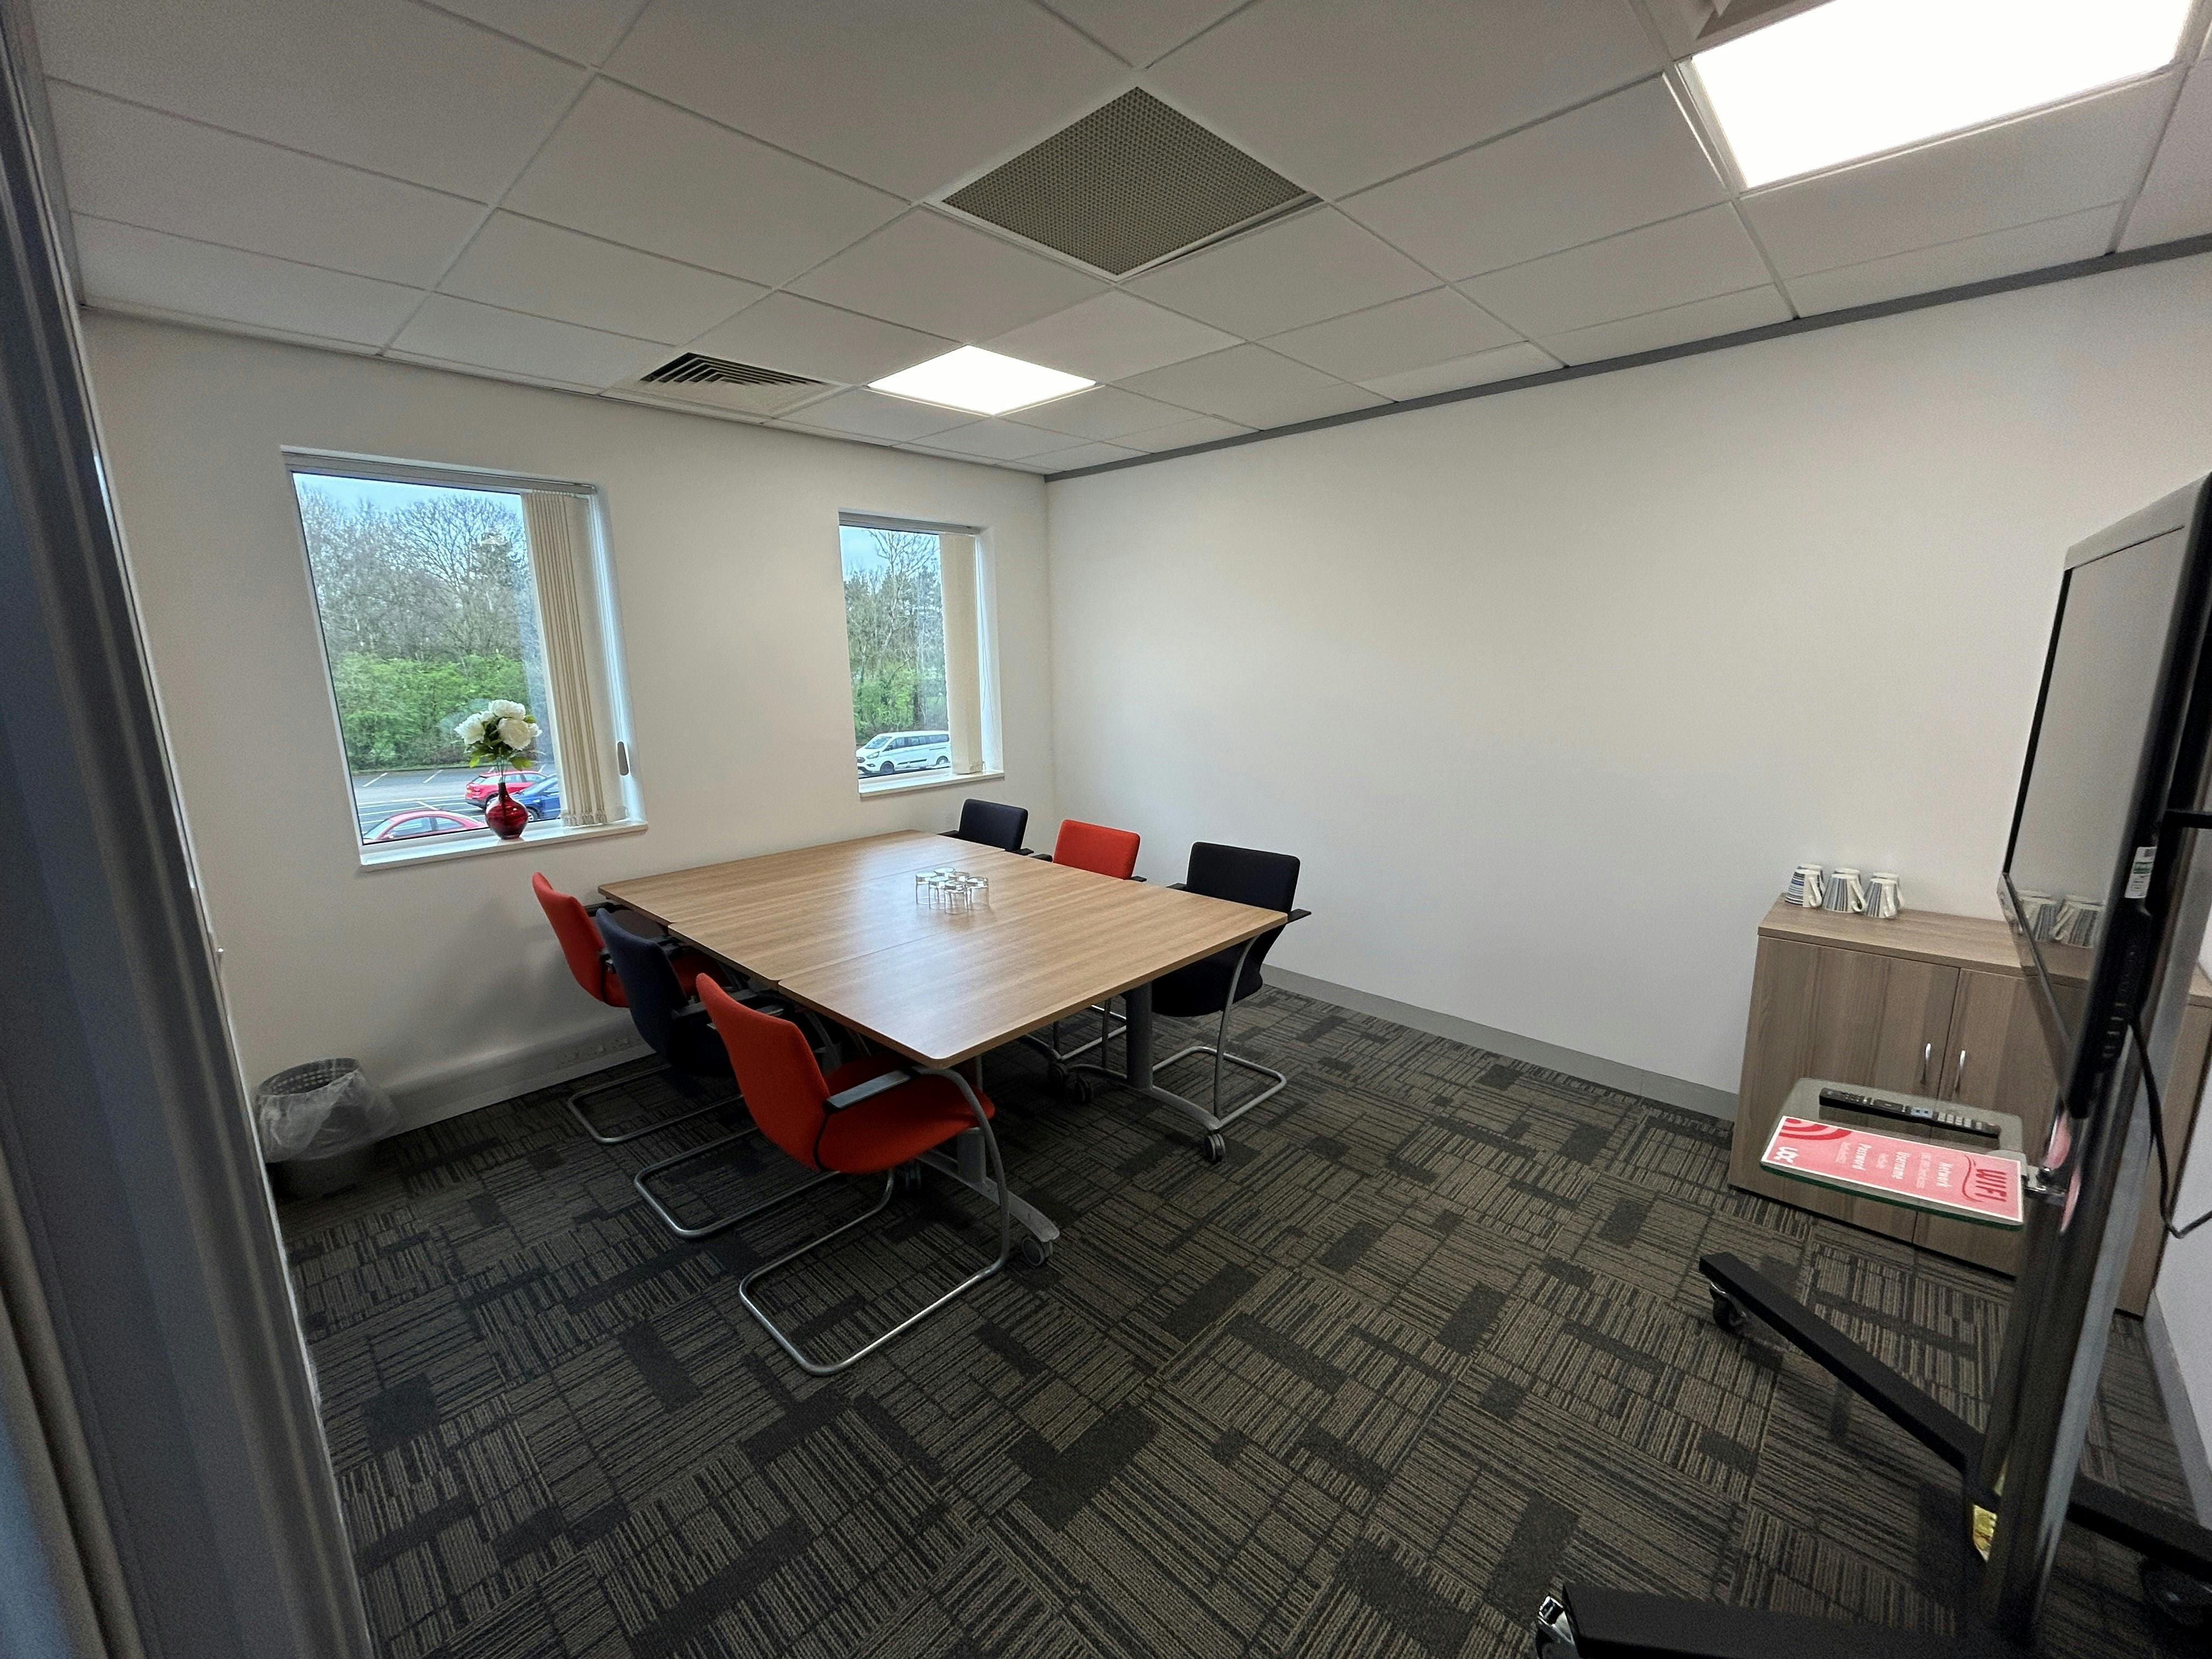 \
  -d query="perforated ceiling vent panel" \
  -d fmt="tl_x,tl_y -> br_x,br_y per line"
945,89 -> 1312,276
629,353 -> 826,416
